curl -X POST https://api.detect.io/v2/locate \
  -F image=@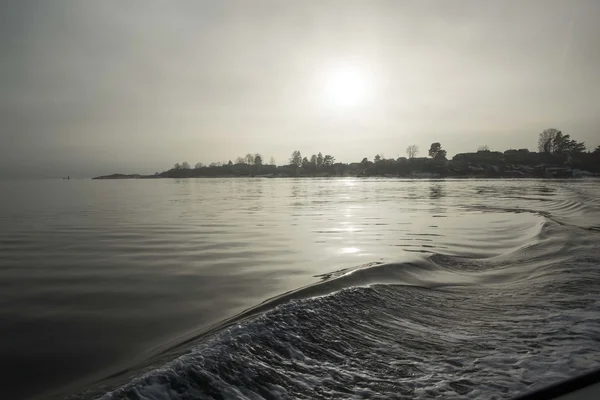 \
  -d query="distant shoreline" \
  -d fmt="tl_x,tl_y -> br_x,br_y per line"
92,172 -> 599,180
92,149 -> 600,181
